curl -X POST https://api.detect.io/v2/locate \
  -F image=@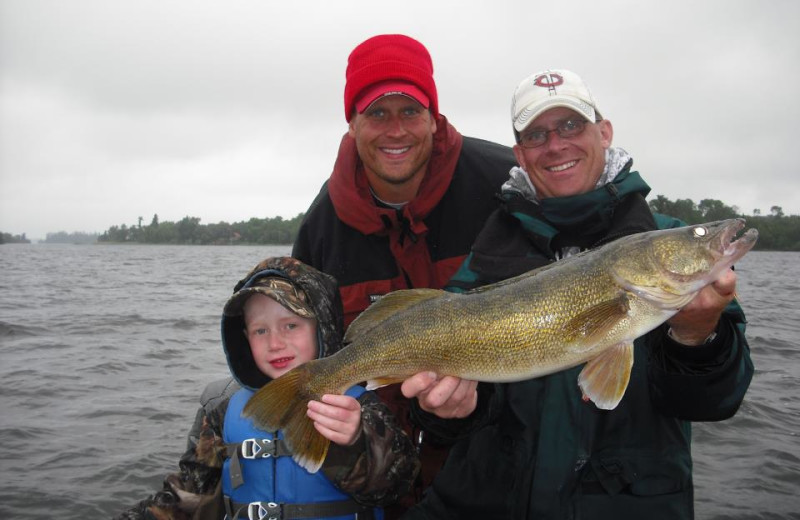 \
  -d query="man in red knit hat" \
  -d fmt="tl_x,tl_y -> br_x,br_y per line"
292,34 -> 516,517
